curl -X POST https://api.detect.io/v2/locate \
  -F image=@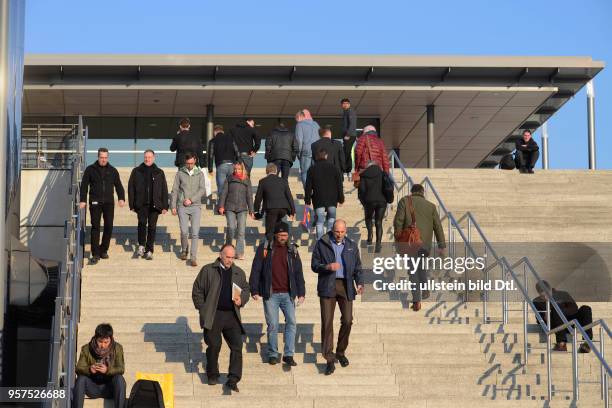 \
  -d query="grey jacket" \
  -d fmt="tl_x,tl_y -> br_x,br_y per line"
192,259 -> 250,333
219,175 -> 254,213
171,166 -> 208,209
295,119 -> 321,159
